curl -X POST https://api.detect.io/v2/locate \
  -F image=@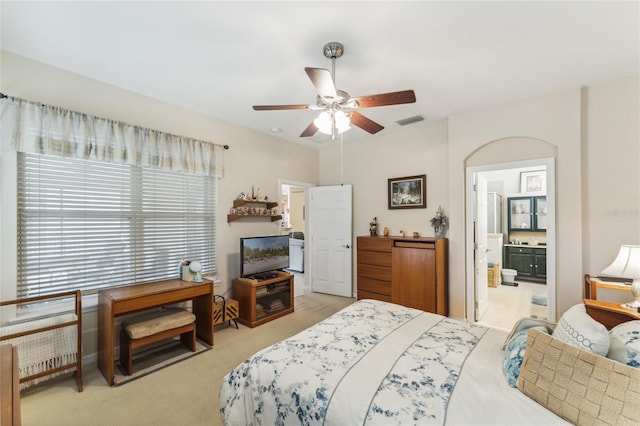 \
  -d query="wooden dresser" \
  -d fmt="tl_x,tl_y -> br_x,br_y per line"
356,236 -> 448,316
